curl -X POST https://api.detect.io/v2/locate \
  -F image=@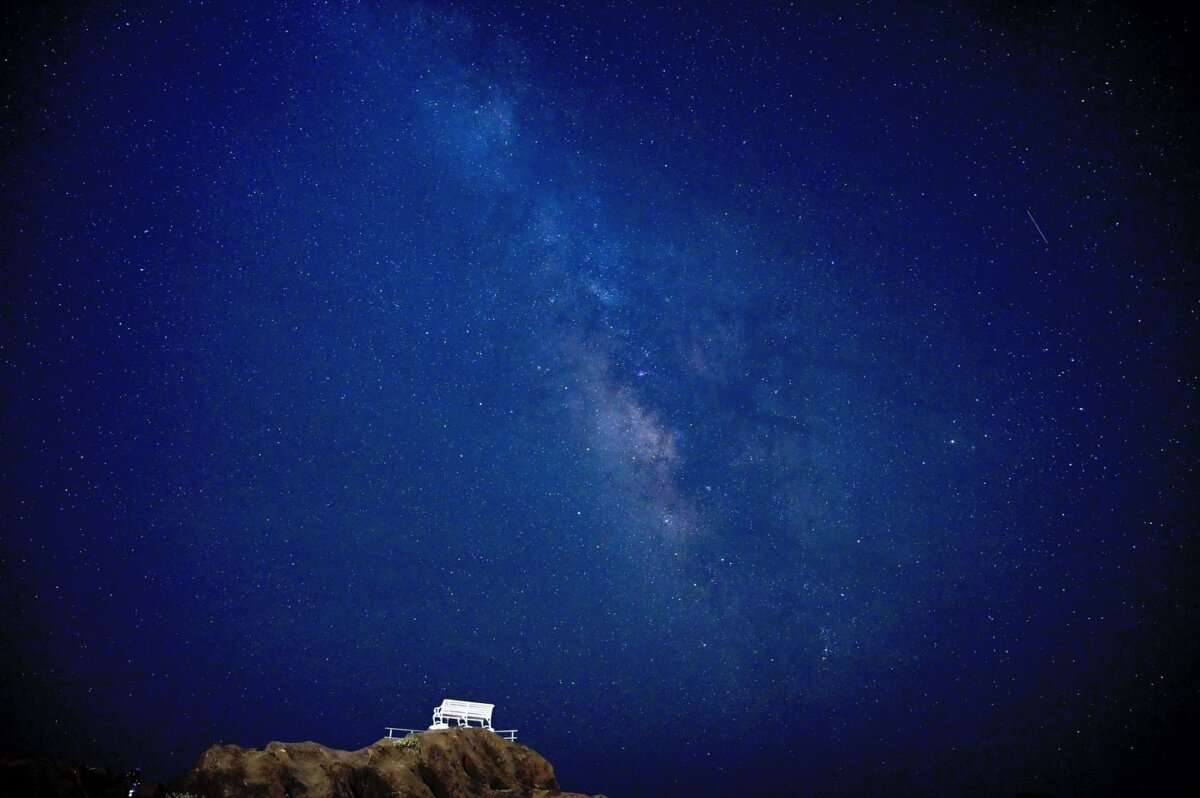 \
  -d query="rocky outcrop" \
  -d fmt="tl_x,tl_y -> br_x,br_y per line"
164,728 -> 594,798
